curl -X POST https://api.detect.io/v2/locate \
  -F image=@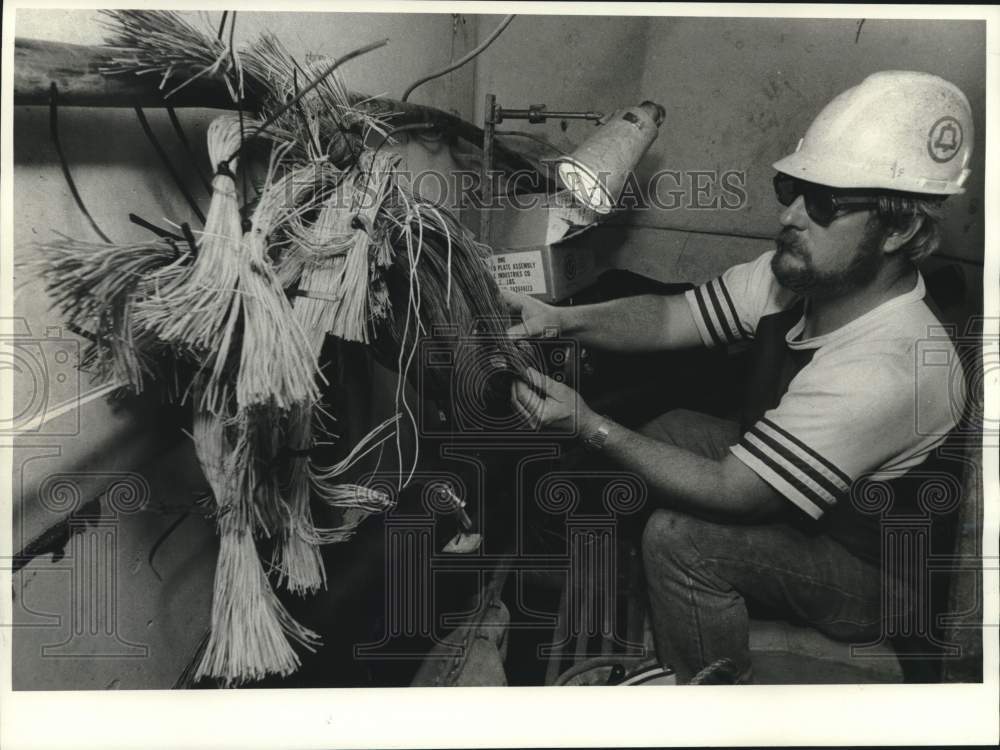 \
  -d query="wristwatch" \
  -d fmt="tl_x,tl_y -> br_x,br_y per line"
582,418 -> 611,452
